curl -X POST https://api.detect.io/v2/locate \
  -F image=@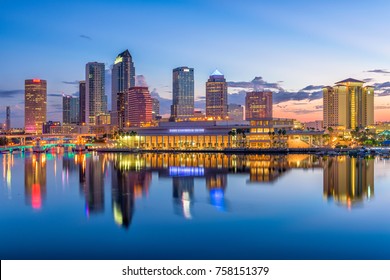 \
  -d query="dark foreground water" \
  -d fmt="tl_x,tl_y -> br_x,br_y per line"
1,151 -> 390,260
